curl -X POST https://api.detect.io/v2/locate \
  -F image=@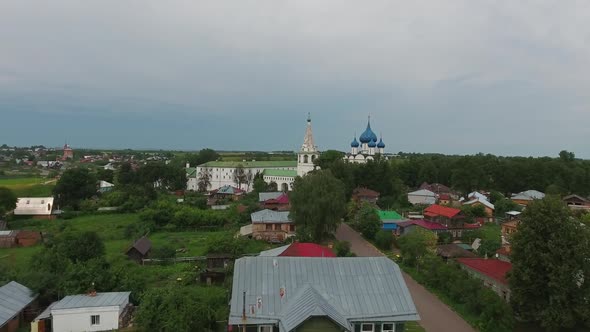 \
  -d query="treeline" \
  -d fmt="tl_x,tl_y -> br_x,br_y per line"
316,150 -> 590,205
